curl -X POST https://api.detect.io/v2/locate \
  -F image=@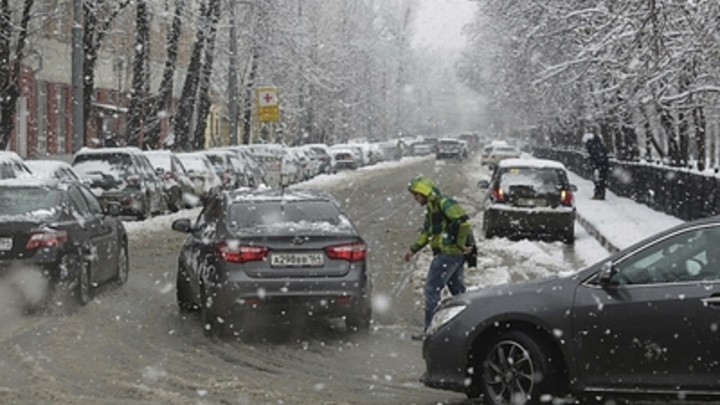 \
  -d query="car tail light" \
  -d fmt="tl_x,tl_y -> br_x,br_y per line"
325,242 -> 367,262
216,242 -> 268,263
26,230 -> 68,250
491,188 -> 505,202
126,175 -> 140,186
560,190 -> 573,206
